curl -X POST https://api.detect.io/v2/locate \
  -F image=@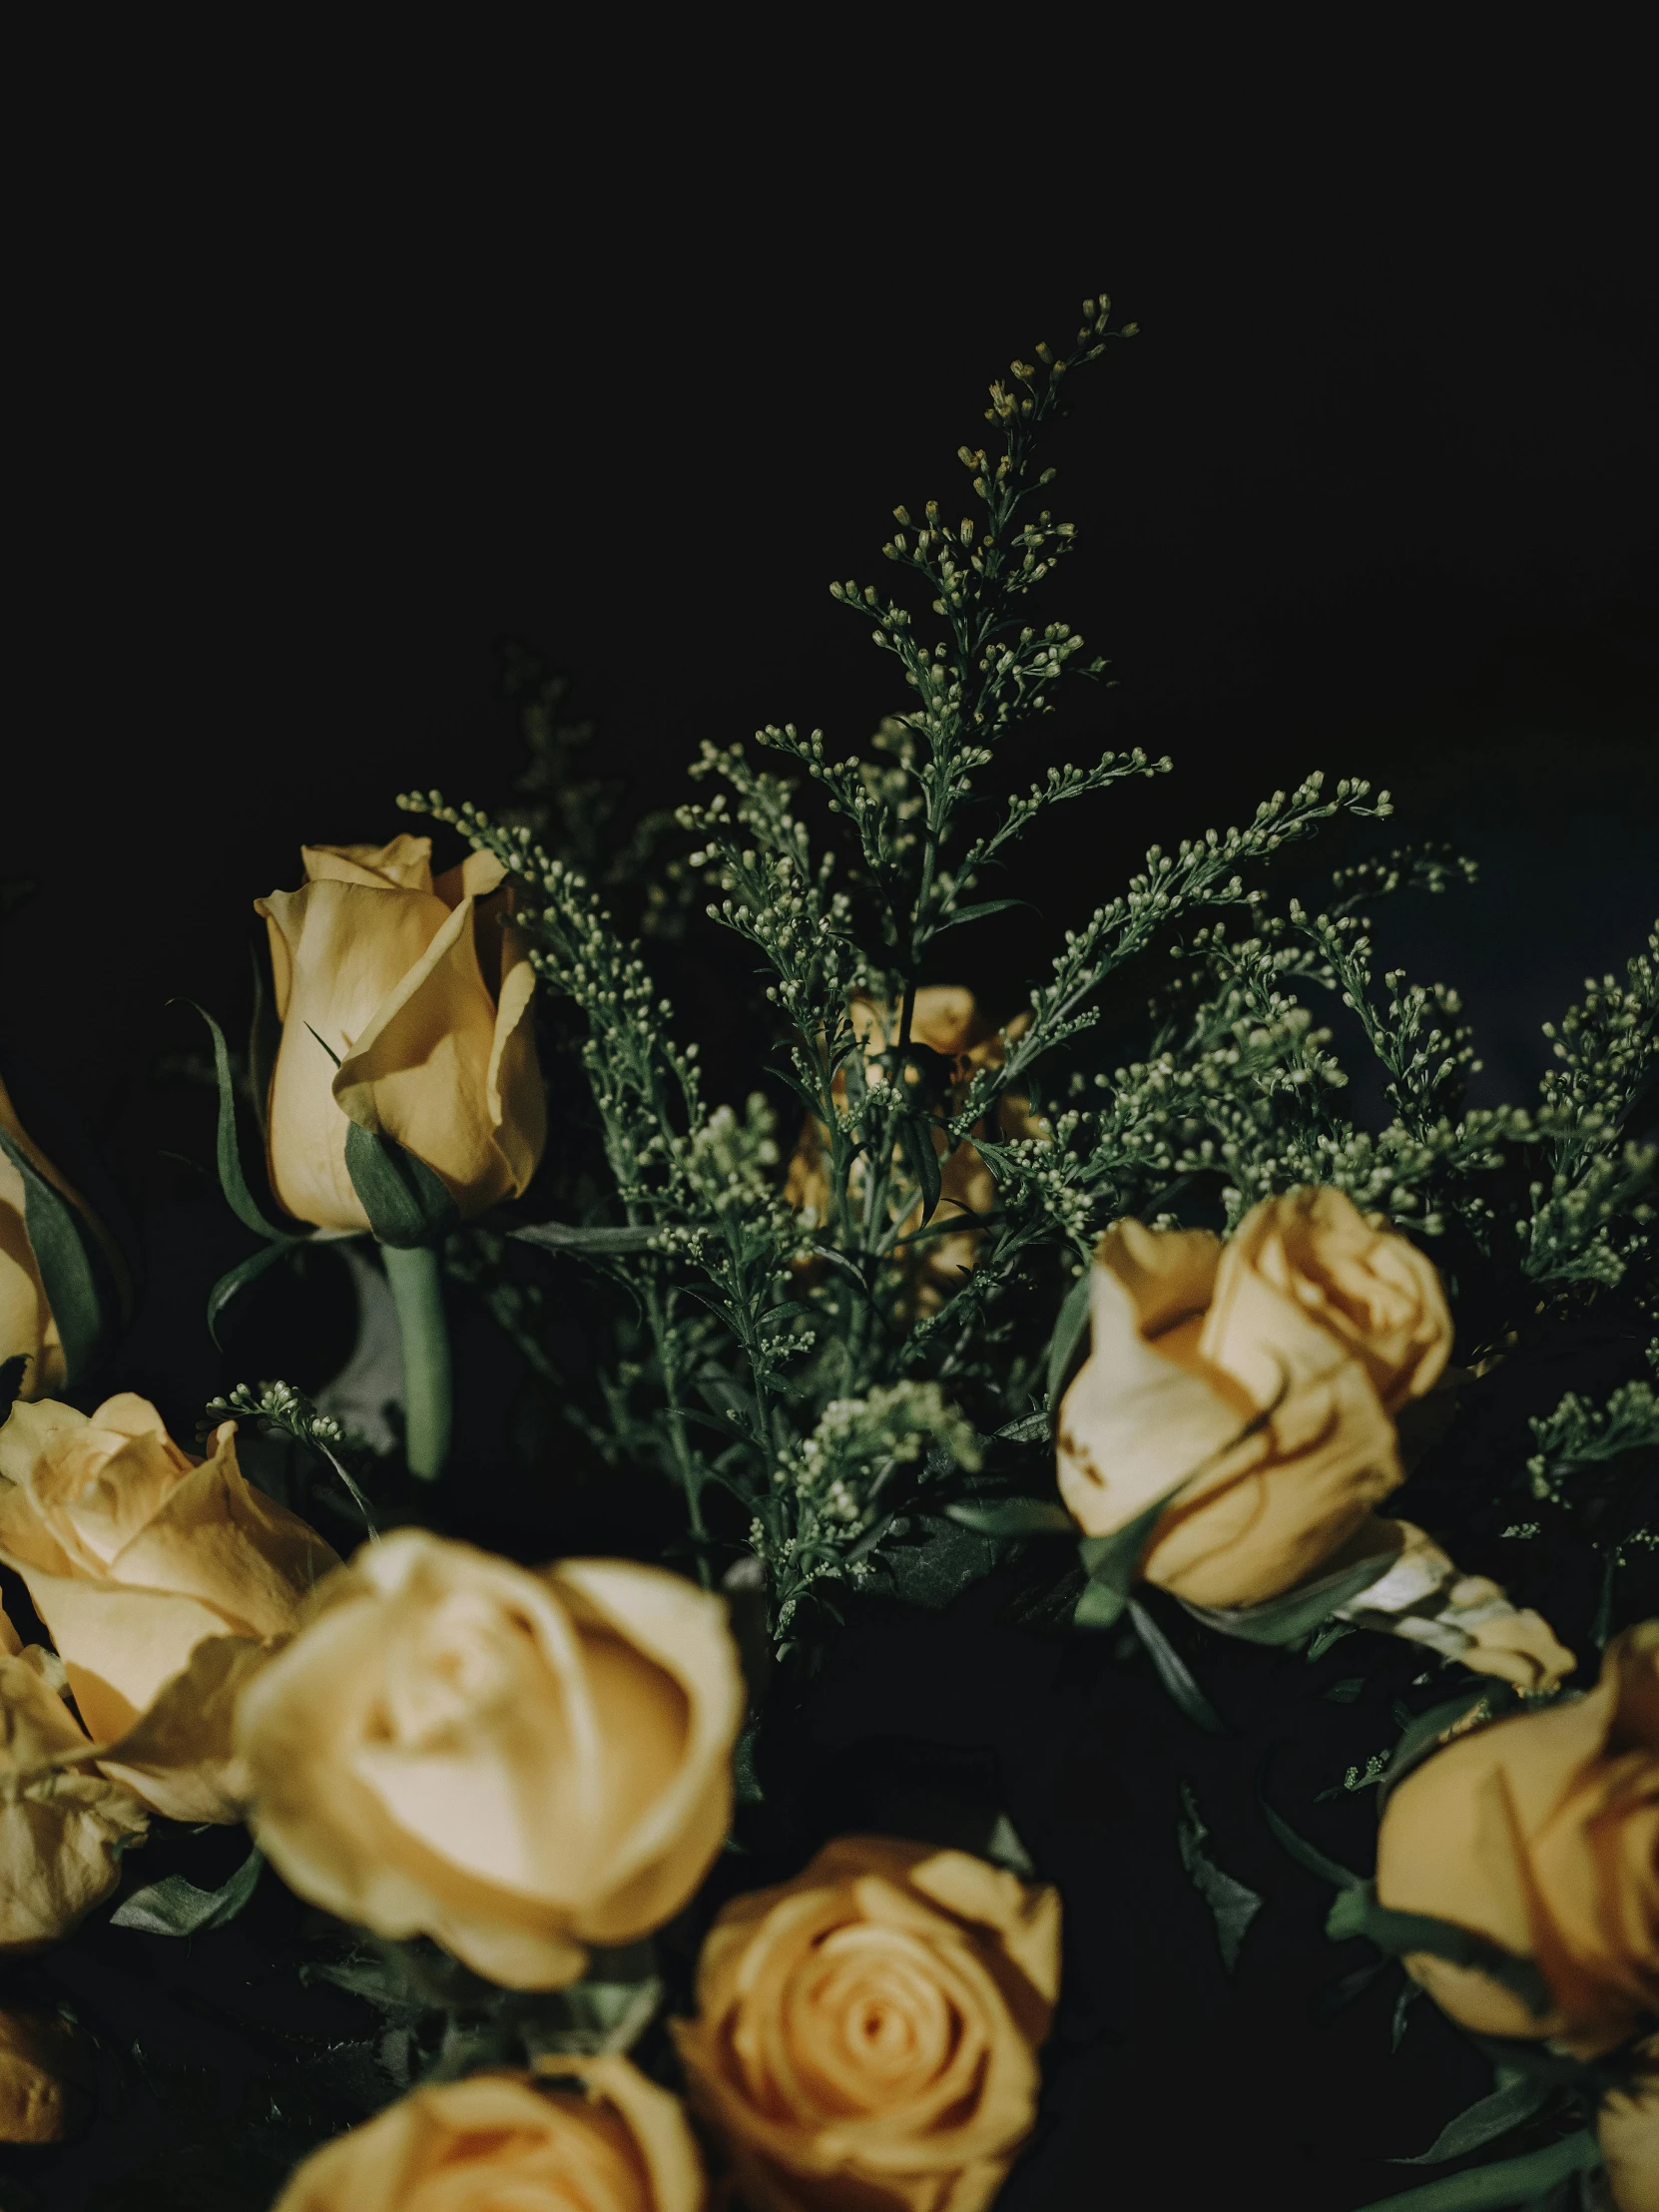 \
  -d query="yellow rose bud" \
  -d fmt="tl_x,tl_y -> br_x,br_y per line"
1598,2034 -> 1659,2212
1057,1188 -> 1450,1607
255,835 -> 546,1233
235,1531 -> 747,1989
1376,1621 -> 1659,2057
271,2058 -> 706,2212
0,2005 -> 96,2144
0,1072 -> 126,1398
0,1633 -> 148,1951
673,1834 -> 1060,2212
0,1394 -> 339,1769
